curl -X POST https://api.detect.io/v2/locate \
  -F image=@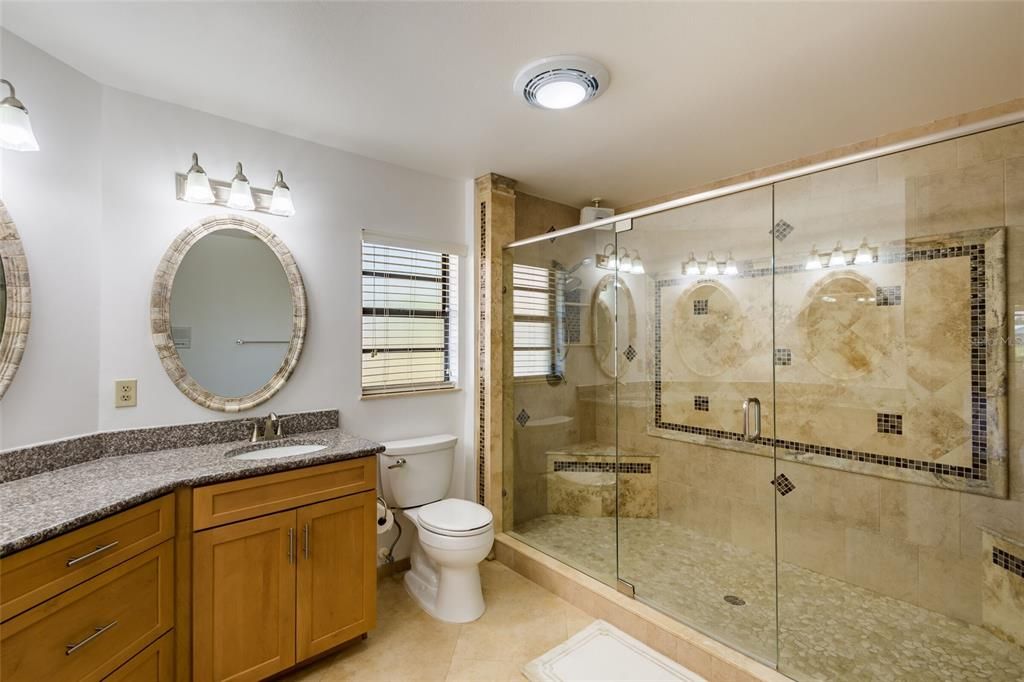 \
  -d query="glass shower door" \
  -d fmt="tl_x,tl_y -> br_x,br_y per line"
615,186 -> 779,665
